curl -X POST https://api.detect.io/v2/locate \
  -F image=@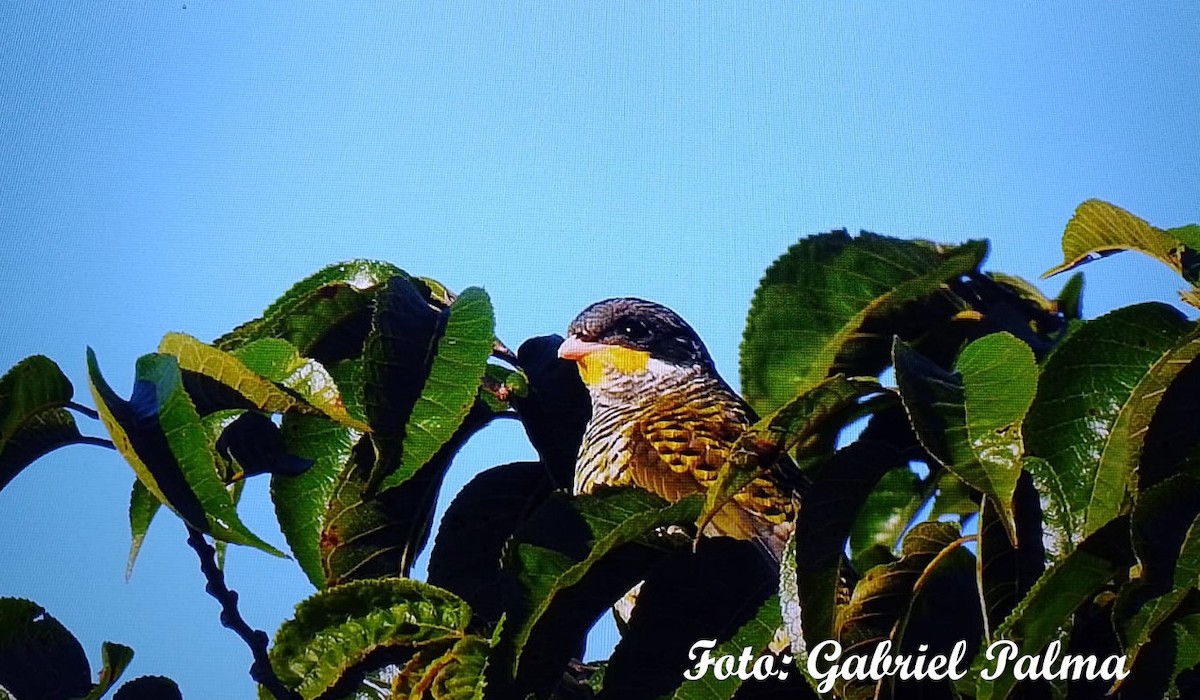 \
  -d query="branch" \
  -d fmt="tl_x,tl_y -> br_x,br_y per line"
66,401 -> 100,420
185,527 -> 300,700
